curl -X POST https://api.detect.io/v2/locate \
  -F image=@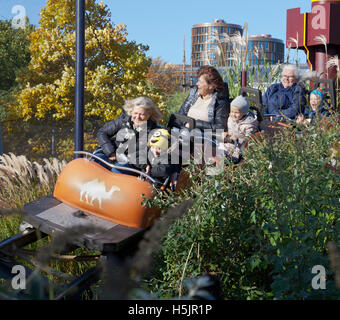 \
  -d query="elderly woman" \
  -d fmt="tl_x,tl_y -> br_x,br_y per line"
176,66 -> 229,131
94,96 -> 163,174
263,64 -> 307,120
